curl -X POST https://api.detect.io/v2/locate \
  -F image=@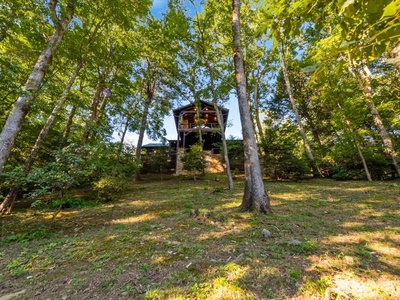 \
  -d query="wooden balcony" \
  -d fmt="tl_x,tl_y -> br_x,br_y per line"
178,122 -> 220,132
